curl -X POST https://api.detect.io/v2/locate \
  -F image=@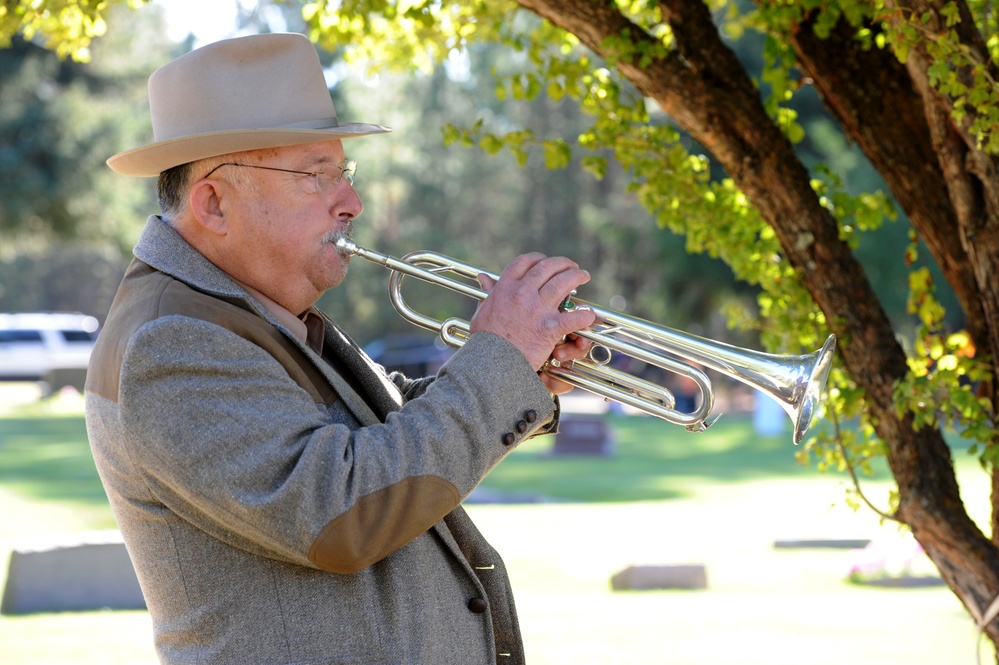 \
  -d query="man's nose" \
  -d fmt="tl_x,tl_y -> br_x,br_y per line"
336,180 -> 363,219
